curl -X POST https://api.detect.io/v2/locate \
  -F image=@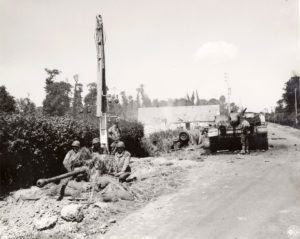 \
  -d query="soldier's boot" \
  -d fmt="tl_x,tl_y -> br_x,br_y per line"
240,146 -> 245,155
